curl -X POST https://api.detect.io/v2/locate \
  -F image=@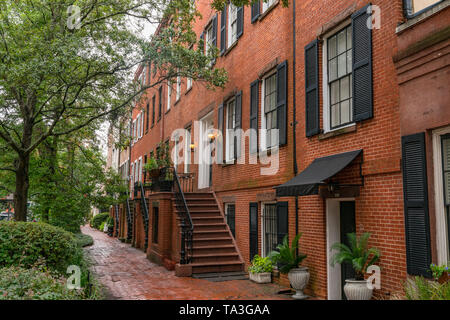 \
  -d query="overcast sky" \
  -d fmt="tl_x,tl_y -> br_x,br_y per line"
98,18 -> 158,158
